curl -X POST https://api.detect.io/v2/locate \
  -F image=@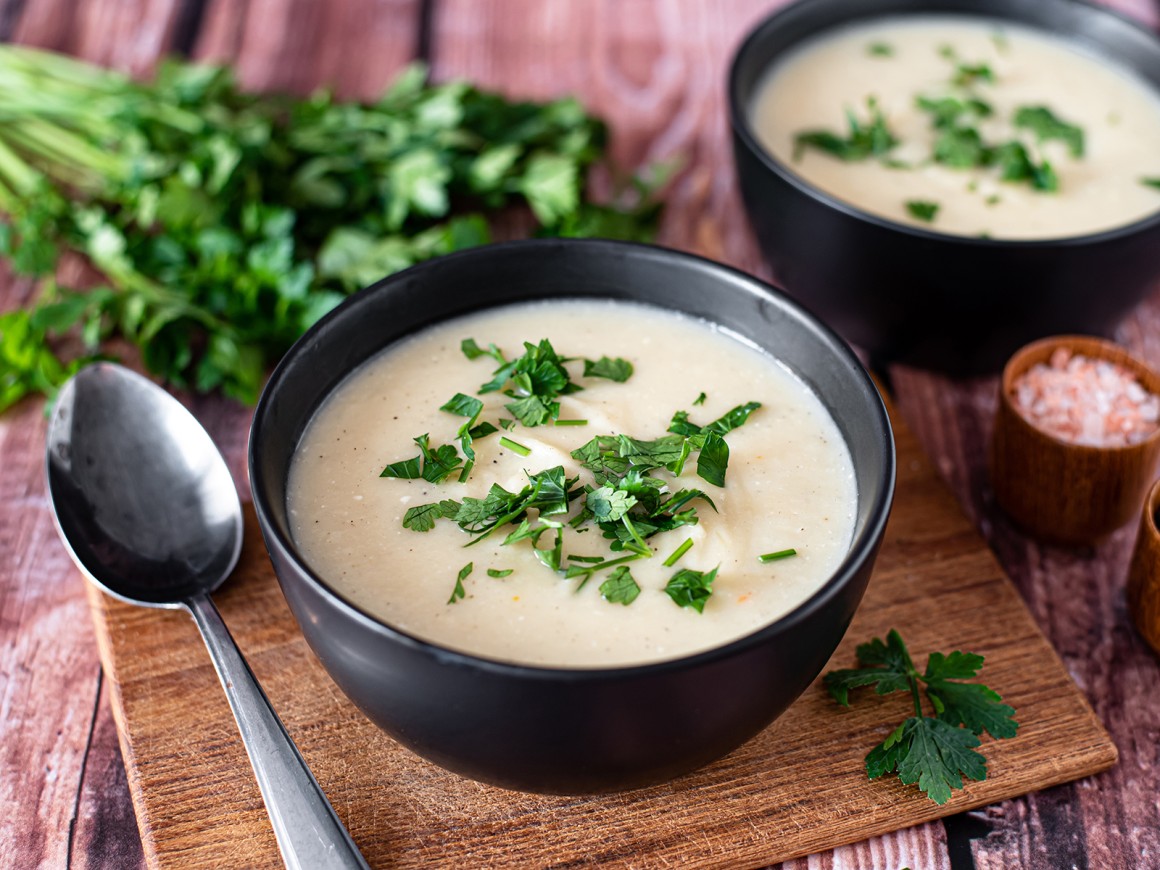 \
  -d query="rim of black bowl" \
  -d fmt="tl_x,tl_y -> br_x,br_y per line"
249,238 -> 896,681
728,0 -> 1160,248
